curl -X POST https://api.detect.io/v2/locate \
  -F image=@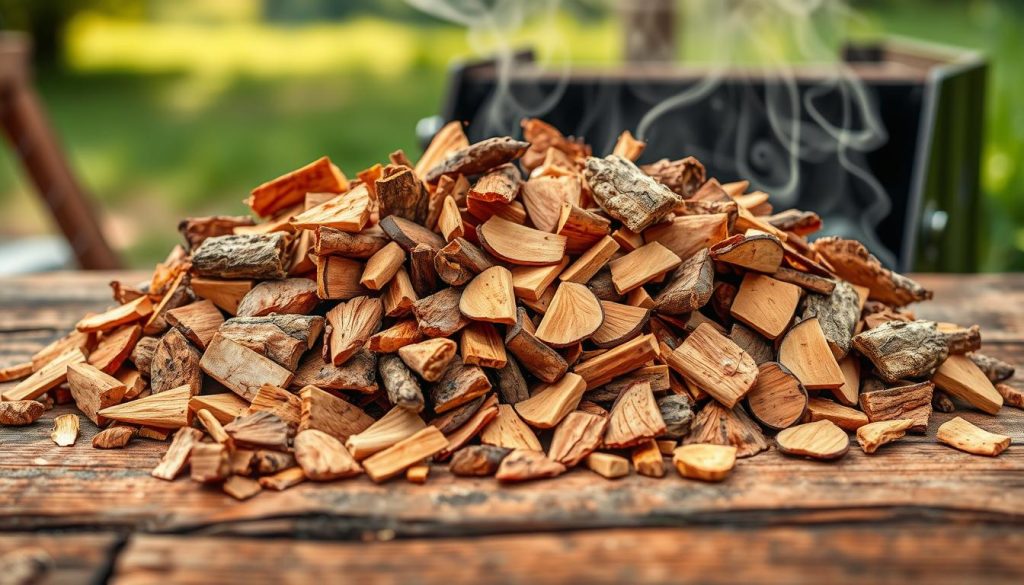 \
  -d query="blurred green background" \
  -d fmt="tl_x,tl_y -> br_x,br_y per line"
0,0 -> 1020,269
